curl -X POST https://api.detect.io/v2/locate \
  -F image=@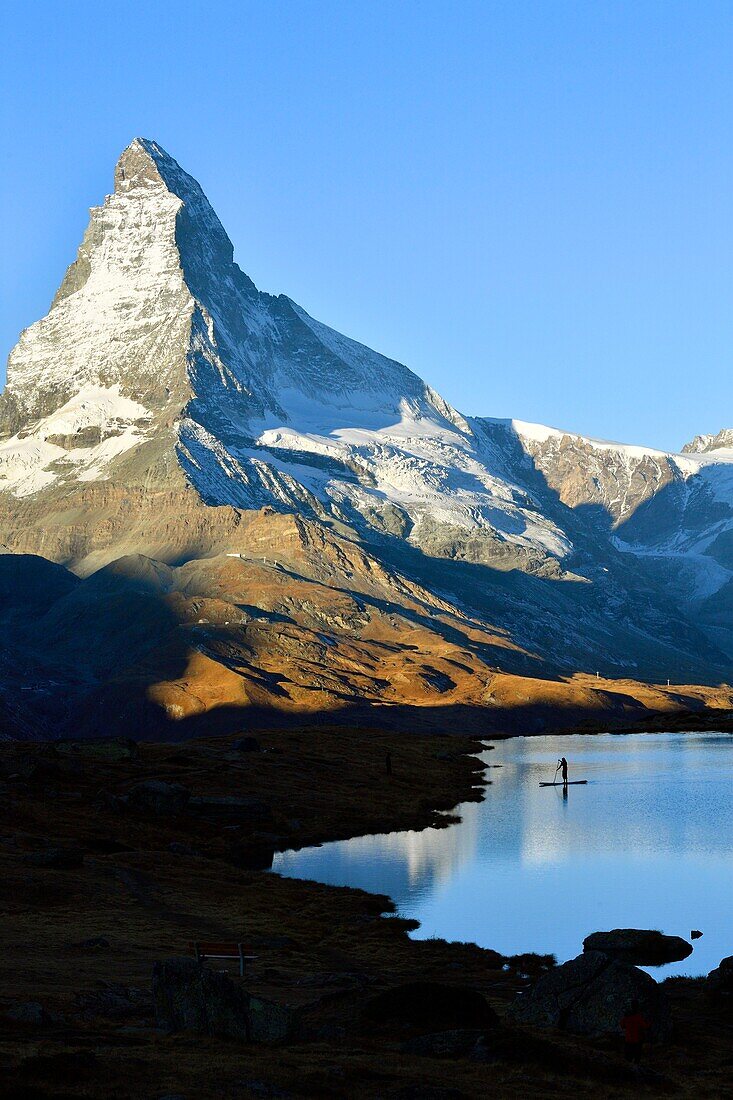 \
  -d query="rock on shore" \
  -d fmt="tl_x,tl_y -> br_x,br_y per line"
582,928 -> 692,966
509,951 -> 671,1040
